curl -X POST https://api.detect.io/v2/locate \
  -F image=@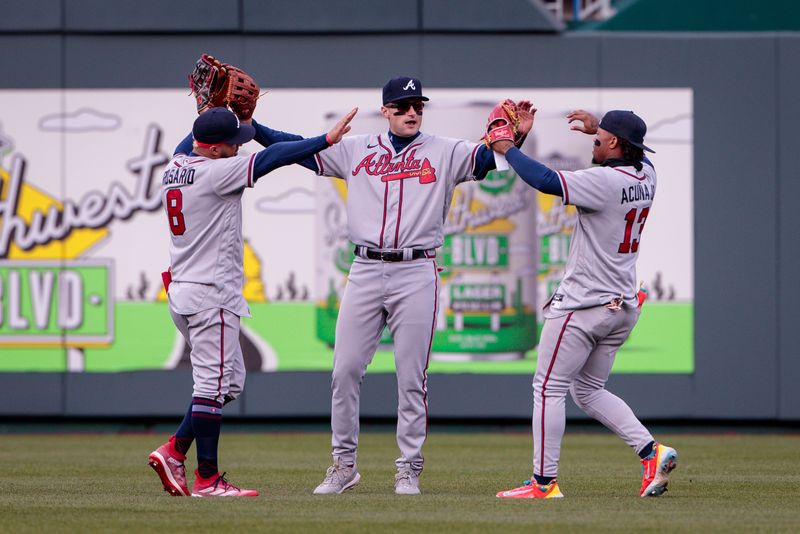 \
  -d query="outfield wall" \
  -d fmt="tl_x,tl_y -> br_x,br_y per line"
0,2 -> 798,421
